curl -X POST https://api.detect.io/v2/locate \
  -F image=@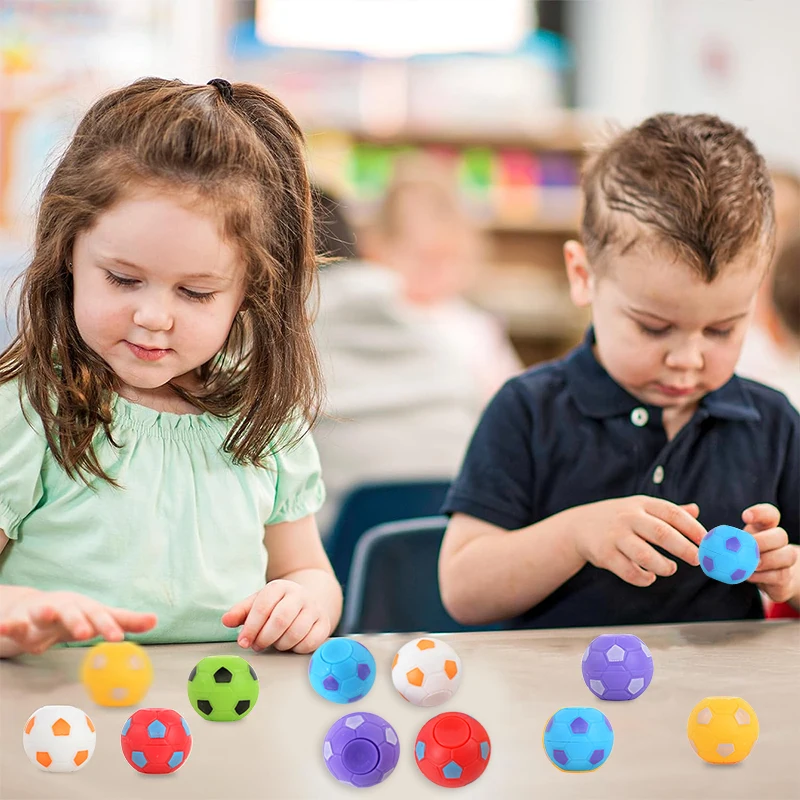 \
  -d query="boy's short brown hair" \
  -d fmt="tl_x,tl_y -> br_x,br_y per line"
581,113 -> 775,281
772,233 -> 800,338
